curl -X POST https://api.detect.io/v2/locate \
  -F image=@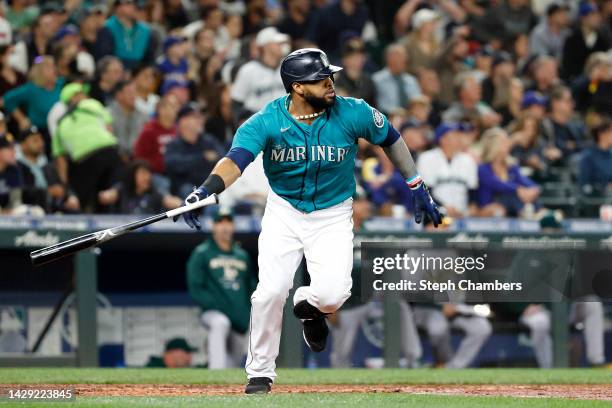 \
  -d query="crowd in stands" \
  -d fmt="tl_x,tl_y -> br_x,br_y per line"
0,0 -> 610,220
